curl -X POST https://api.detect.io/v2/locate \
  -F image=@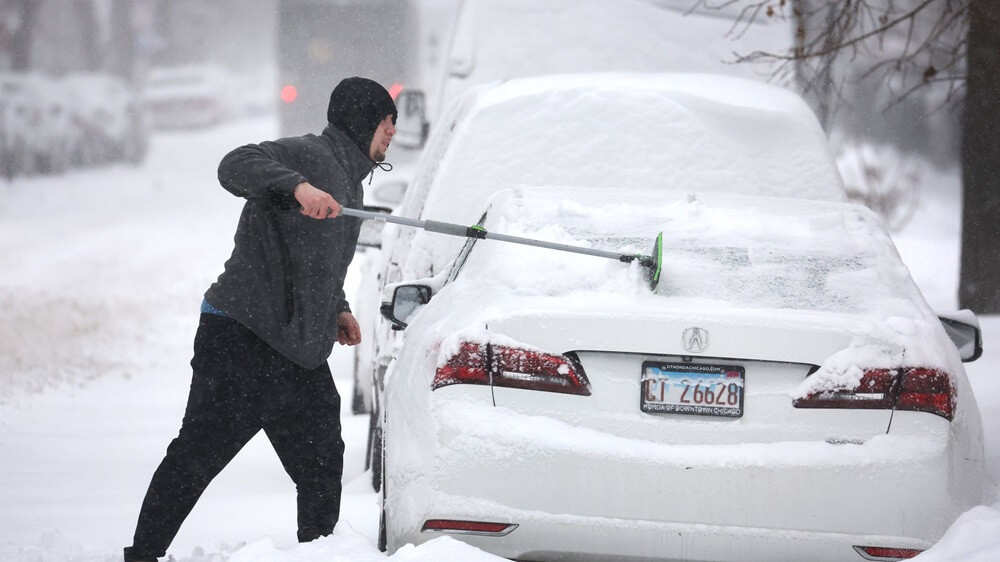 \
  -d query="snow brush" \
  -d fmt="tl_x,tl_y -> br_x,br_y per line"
339,207 -> 664,290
